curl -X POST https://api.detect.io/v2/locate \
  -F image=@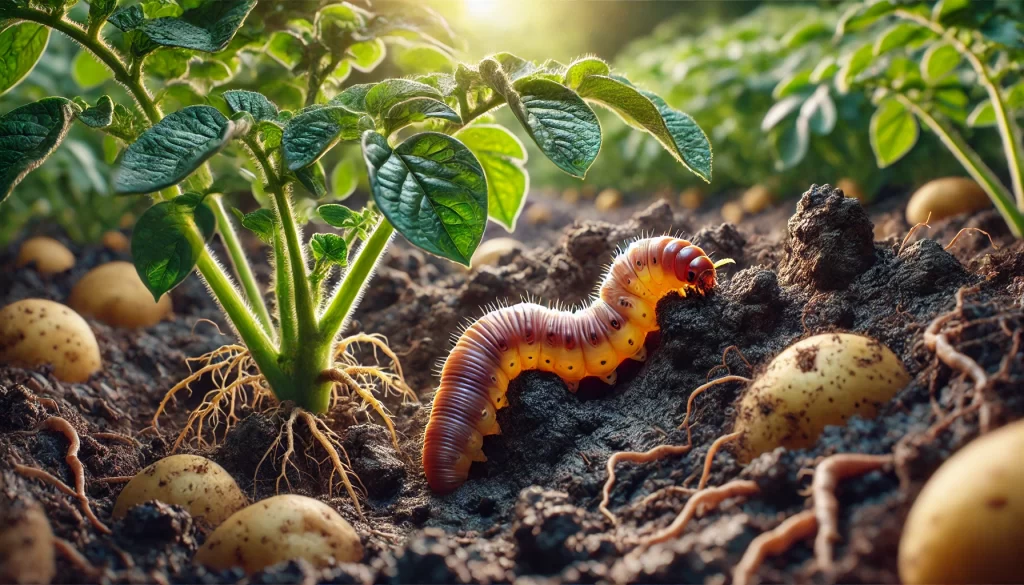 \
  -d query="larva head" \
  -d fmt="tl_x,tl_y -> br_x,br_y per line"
671,244 -> 718,293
